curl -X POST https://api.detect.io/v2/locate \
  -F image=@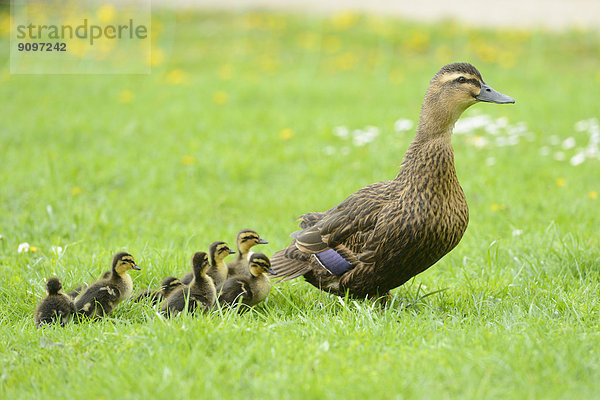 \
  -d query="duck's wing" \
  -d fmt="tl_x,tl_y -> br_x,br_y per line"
218,278 -> 253,306
75,282 -> 121,317
271,181 -> 395,280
